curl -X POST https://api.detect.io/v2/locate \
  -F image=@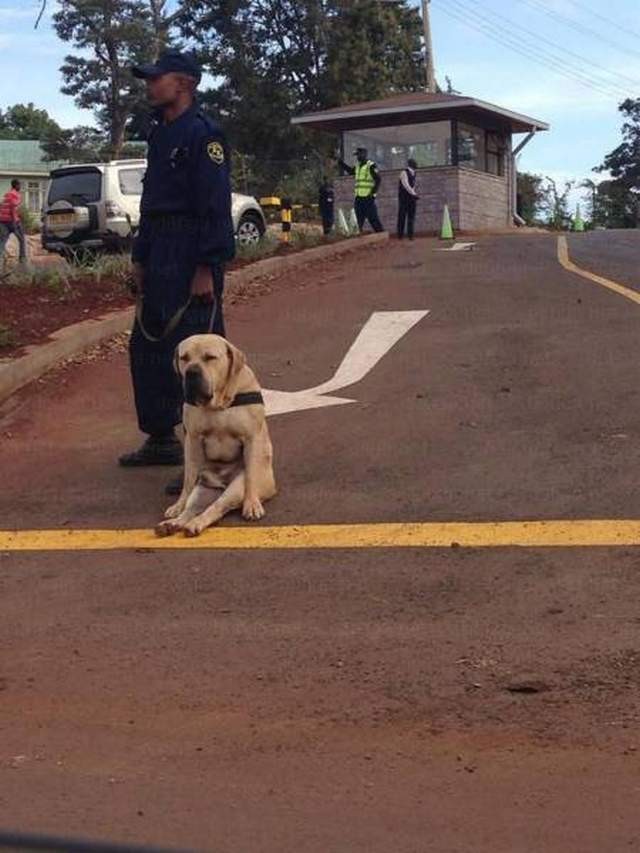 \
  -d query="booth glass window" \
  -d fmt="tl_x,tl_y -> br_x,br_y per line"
457,123 -> 486,171
343,121 -> 453,170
